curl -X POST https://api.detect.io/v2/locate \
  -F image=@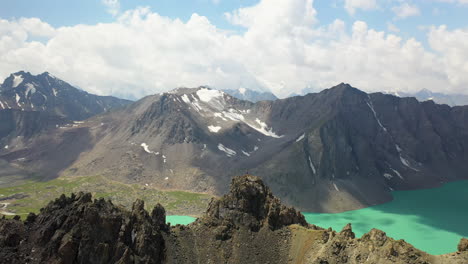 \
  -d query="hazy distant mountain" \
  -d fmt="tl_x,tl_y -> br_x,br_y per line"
3,83 -> 468,213
0,71 -> 132,120
223,87 -> 277,102
387,88 -> 468,106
